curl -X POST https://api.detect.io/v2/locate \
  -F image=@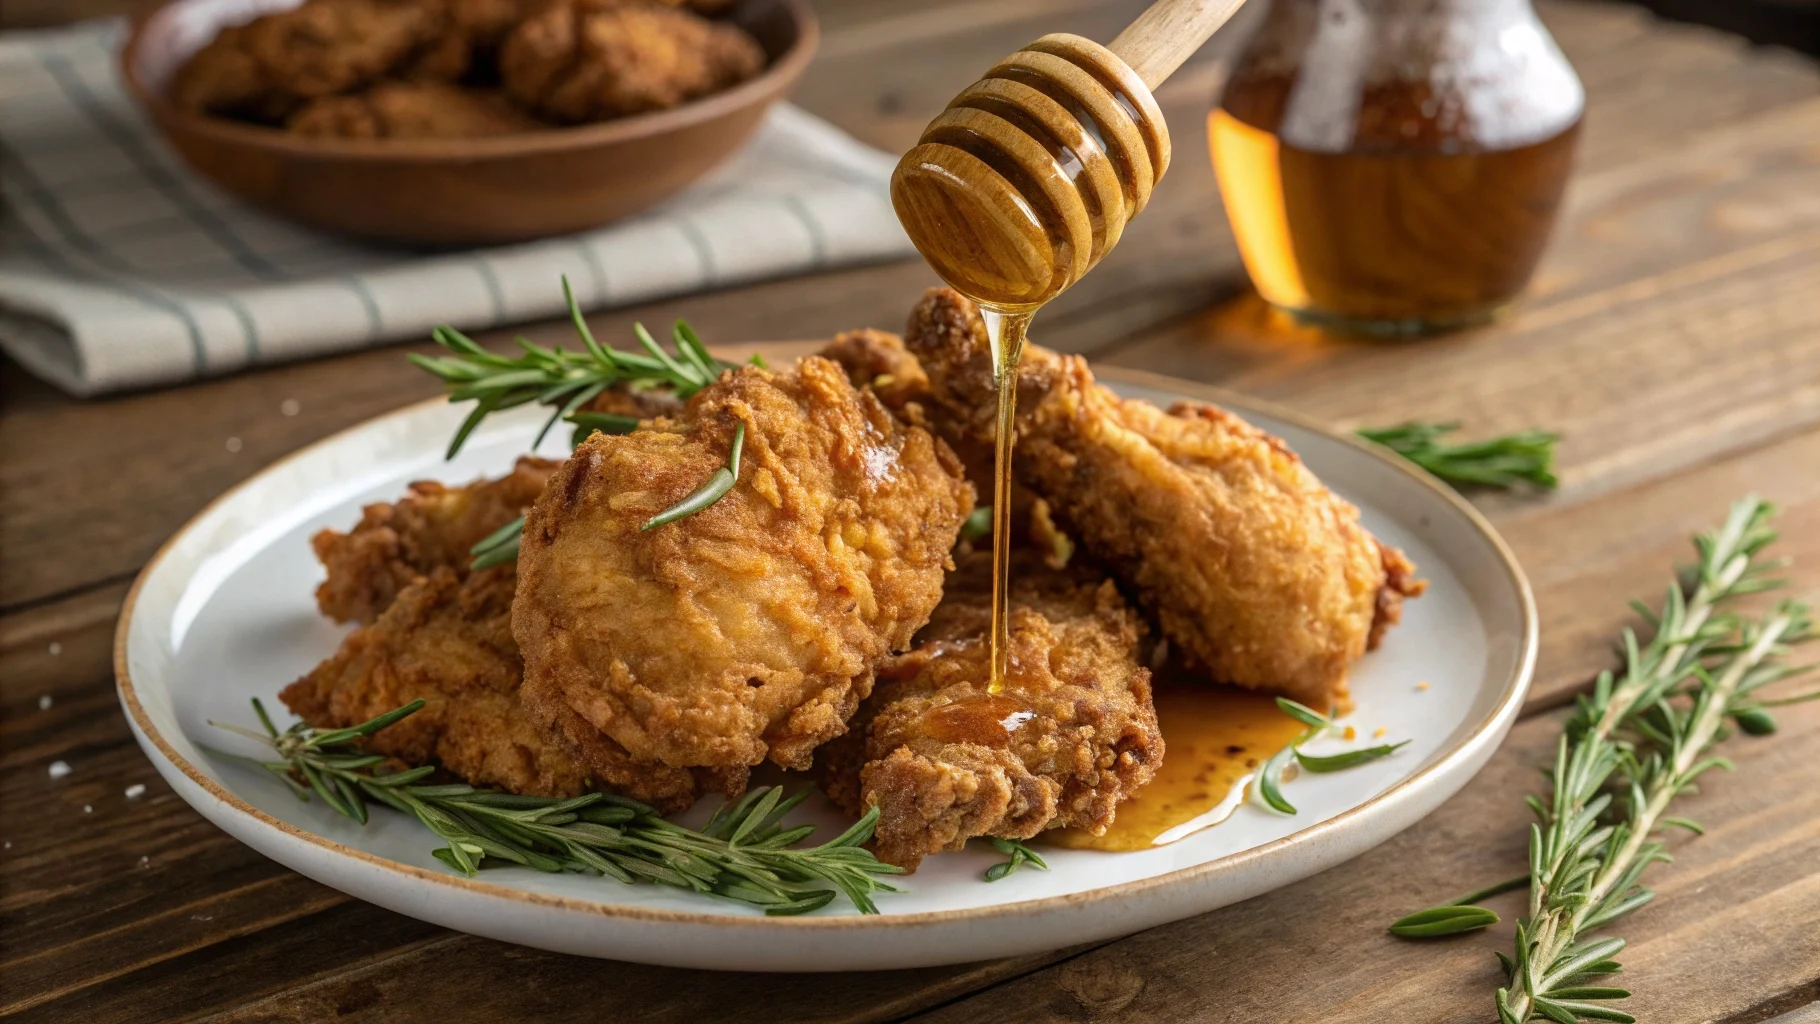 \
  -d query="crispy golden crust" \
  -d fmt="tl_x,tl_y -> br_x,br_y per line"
172,0 -> 447,122
512,357 -> 974,773
820,553 -> 1161,871
817,329 -> 932,414
499,0 -> 764,123
311,455 -> 559,625
282,567 -> 724,813
903,288 -> 1422,711
287,82 -> 540,137
281,568 -> 595,798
